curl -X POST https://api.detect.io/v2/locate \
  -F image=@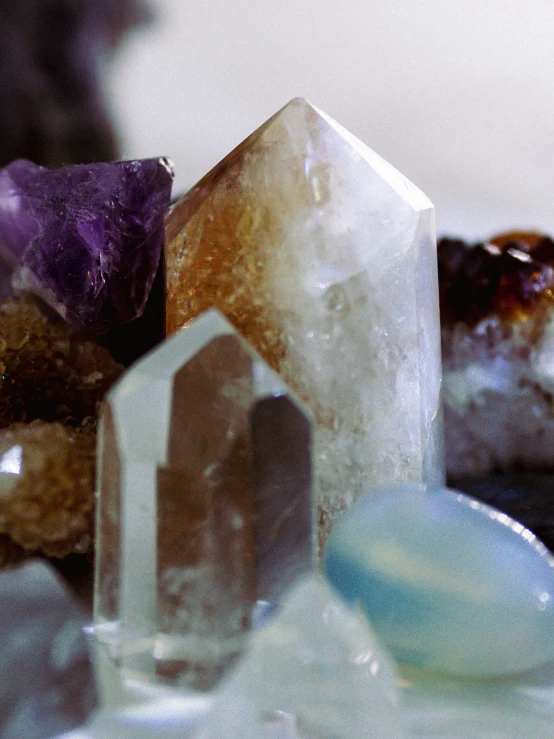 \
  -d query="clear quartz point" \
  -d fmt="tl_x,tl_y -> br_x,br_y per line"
165,97 -> 444,548
93,310 -> 314,690
196,574 -> 404,739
